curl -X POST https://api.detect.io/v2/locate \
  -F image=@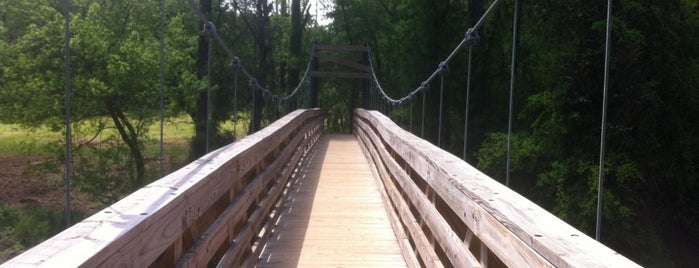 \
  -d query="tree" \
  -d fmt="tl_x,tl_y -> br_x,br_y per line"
190,0 -> 213,159
288,0 -> 304,110
476,0 -> 699,265
0,0 -> 198,201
